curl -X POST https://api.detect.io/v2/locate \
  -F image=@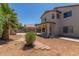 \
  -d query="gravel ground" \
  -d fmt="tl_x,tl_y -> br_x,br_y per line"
0,34 -> 79,56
